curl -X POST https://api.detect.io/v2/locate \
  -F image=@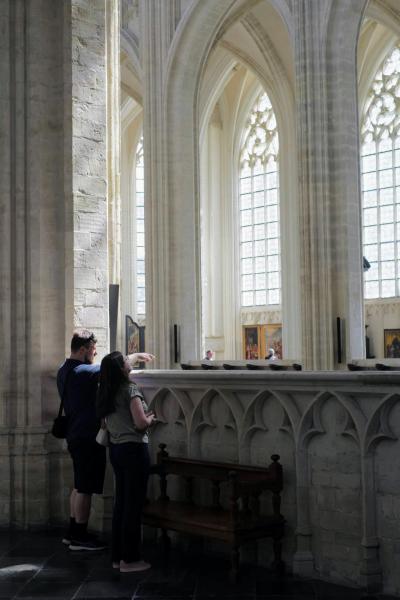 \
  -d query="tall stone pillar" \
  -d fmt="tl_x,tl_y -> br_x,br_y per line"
106,0 -> 122,348
140,0 -> 183,367
66,0 -> 120,531
294,0 -> 335,371
293,0 -> 365,370
203,107 -> 225,358
0,0 -> 69,527
65,0 -> 110,356
292,0 -> 368,579
0,0 -> 114,528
